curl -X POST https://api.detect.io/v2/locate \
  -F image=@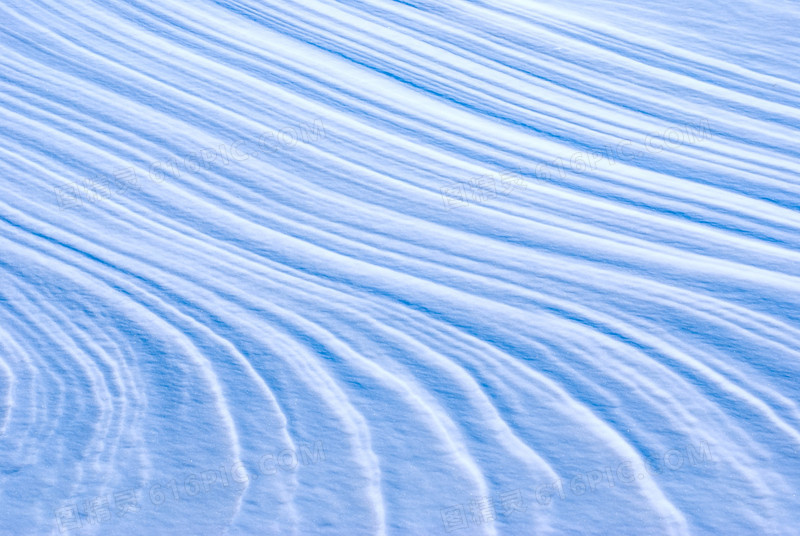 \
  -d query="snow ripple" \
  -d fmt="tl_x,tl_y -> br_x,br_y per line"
0,0 -> 798,534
